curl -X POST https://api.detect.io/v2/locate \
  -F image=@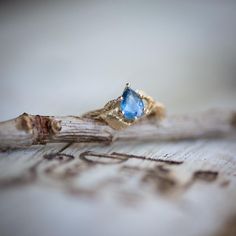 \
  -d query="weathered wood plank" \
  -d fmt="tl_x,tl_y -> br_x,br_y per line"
0,134 -> 236,236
